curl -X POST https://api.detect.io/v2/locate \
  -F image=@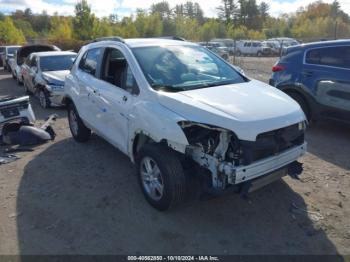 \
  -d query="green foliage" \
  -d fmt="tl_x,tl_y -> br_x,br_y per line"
13,19 -> 37,39
49,16 -> 73,41
0,0 -> 349,48
73,0 -> 95,40
0,17 -> 26,44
